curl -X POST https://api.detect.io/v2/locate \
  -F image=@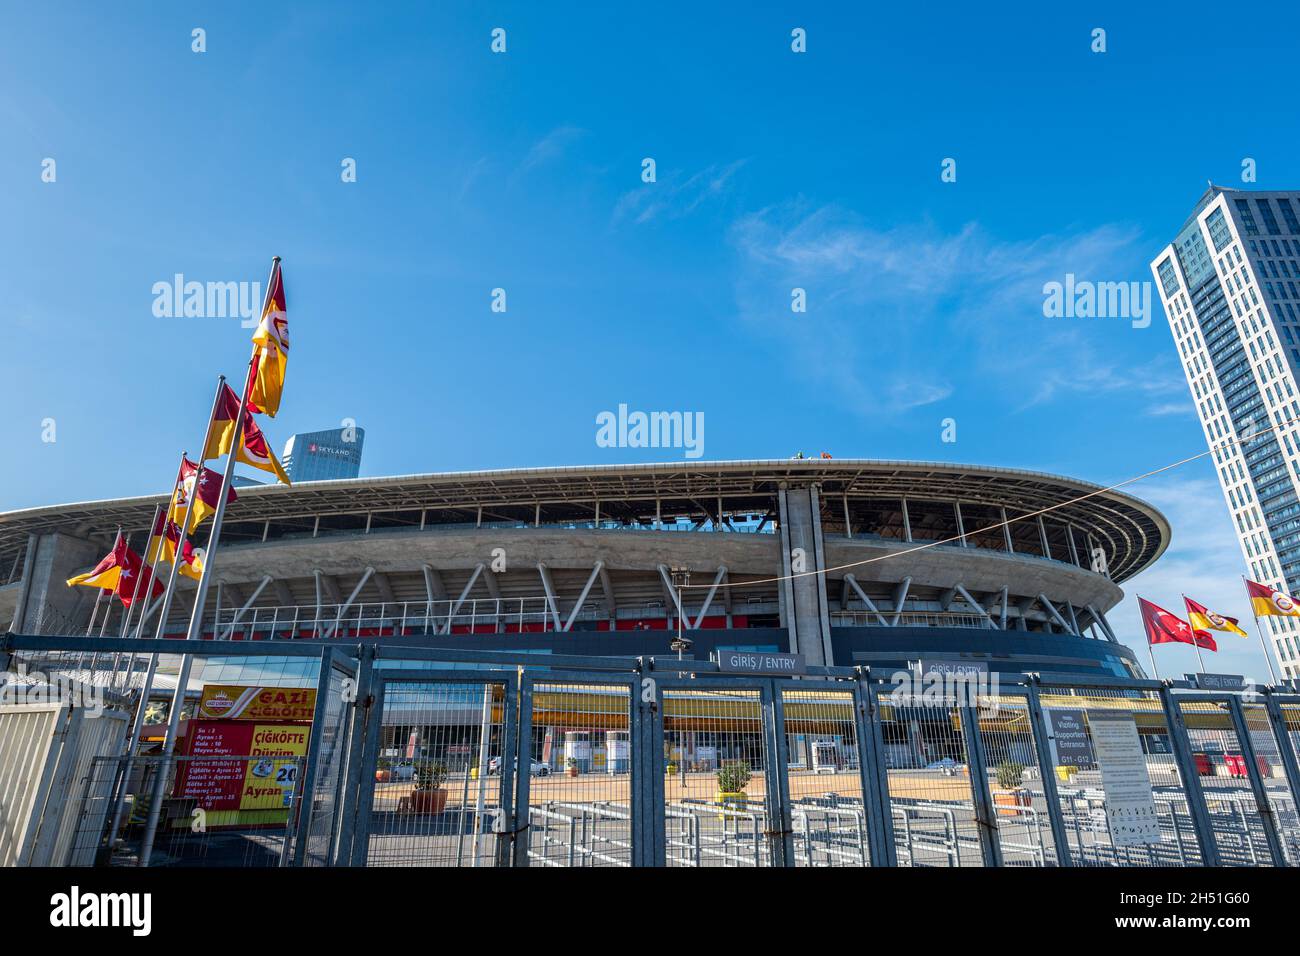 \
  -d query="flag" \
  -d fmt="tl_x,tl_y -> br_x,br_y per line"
170,457 -> 236,531
1184,596 -> 1249,642
112,545 -> 164,607
249,259 -> 289,417
204,383 -> 291,485
148,511 -> 205,581
1139,597 -> 1216,650
66,535 -> 126,591
1246,579 -> 1300,617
